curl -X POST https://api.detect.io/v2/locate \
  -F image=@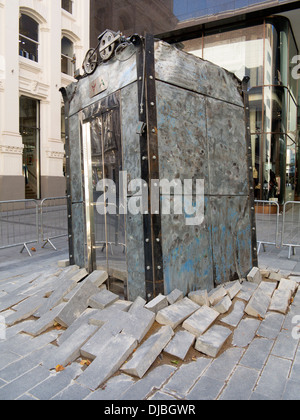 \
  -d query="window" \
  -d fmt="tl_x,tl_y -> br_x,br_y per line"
62,0 -> 73,14
61,37 -> 74,76
19,14 -> 39,62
